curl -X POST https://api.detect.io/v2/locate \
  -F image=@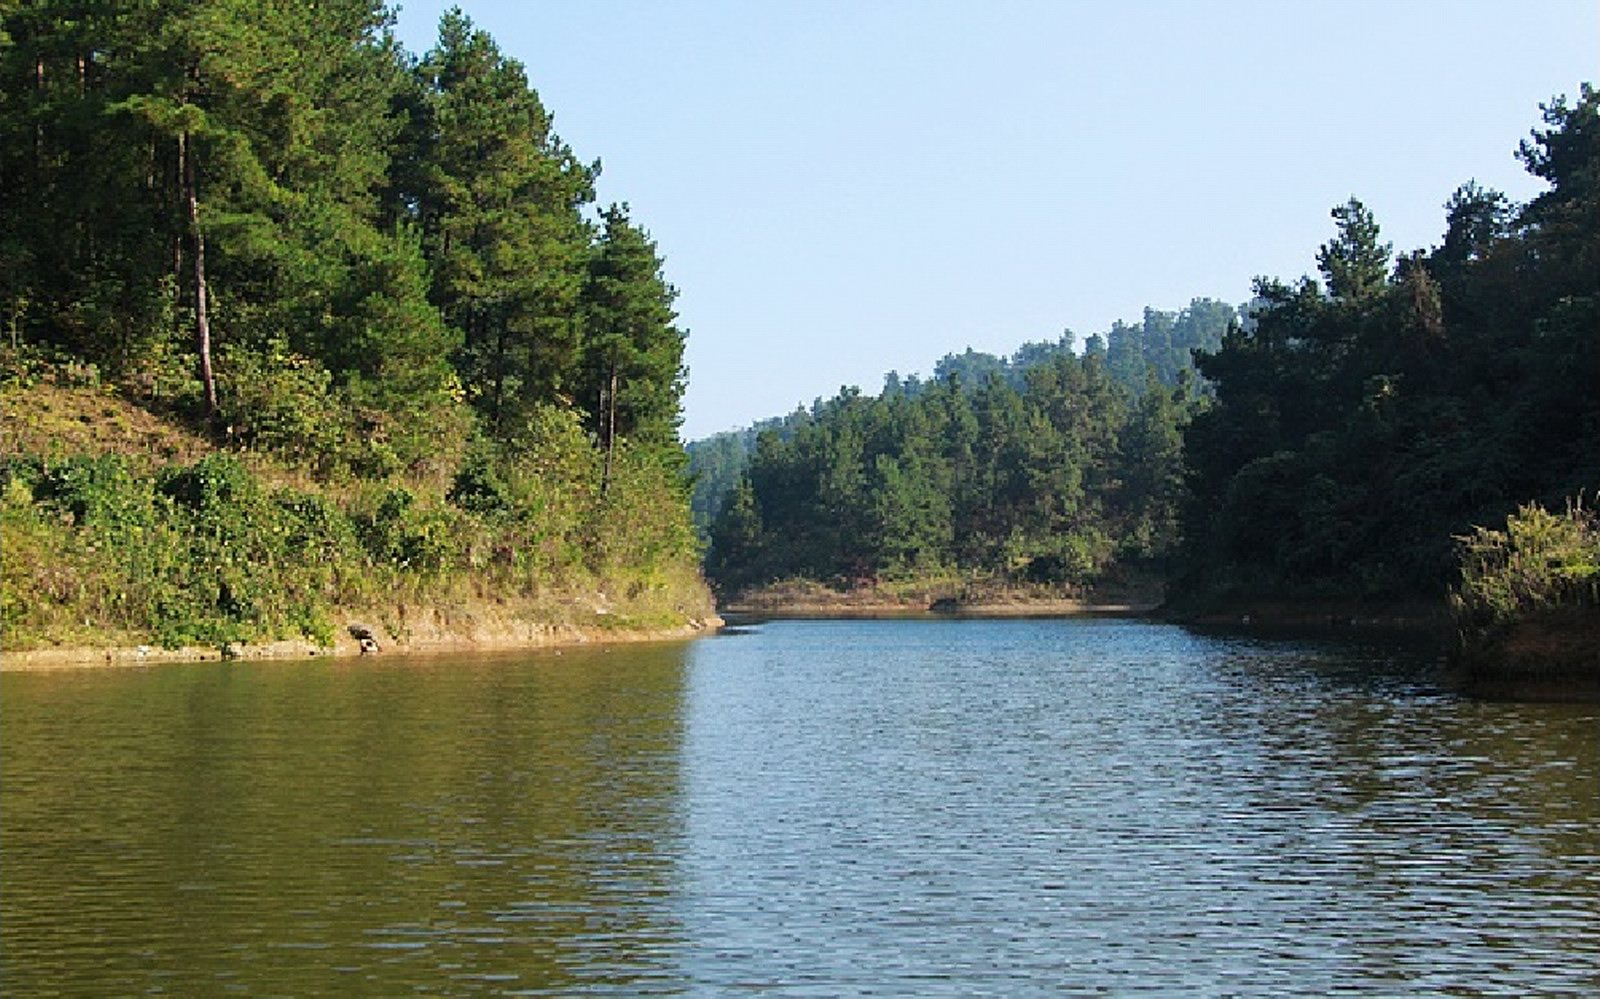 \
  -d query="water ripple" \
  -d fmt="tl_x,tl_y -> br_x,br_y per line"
2,620 -> 1597,995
